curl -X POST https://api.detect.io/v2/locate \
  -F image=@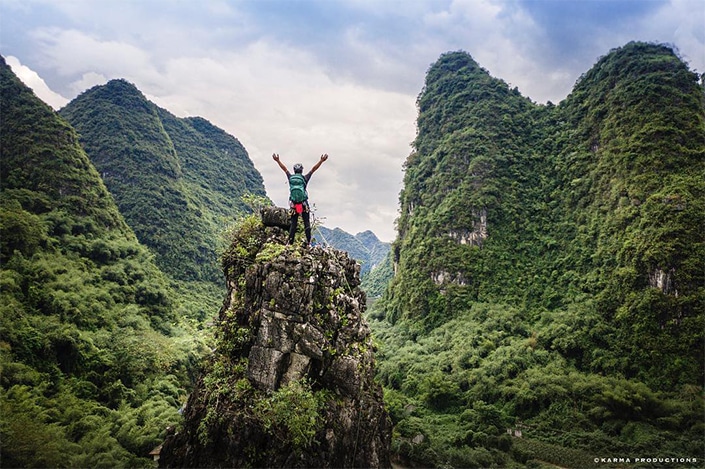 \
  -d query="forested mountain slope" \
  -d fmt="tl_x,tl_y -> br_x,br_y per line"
374,42 -> 704,467
0,56 -> 194,467
60,80 -> 266,282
